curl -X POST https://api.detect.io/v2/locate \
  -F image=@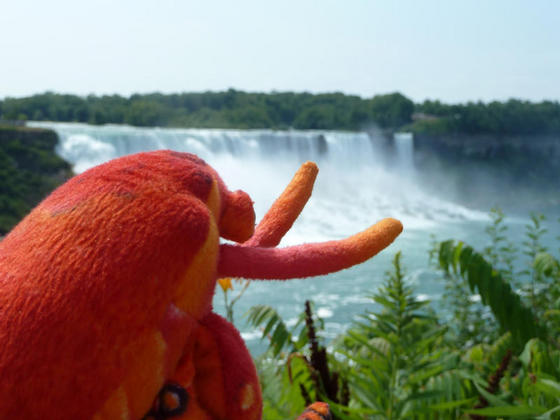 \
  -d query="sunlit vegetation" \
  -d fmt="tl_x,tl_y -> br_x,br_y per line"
247,211 -> 560,419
